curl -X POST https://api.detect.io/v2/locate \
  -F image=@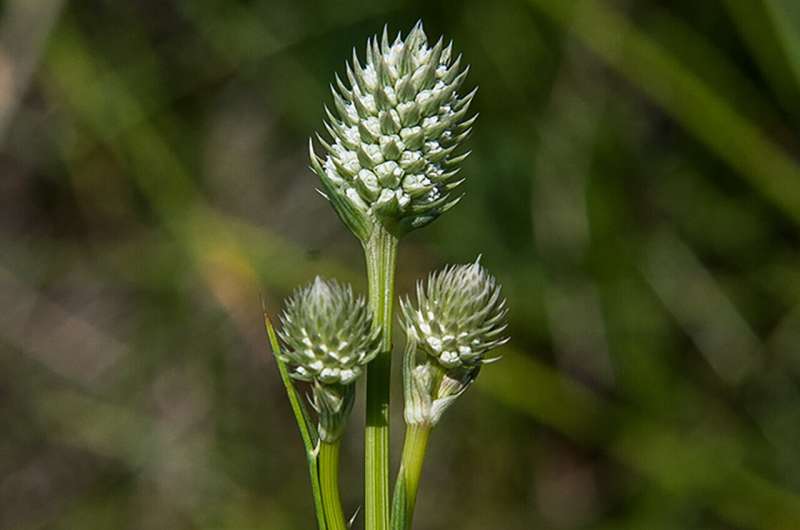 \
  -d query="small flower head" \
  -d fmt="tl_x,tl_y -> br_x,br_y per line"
310,21 -> 477,240
278,277 -> 380,385
401,258 -> 508,370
